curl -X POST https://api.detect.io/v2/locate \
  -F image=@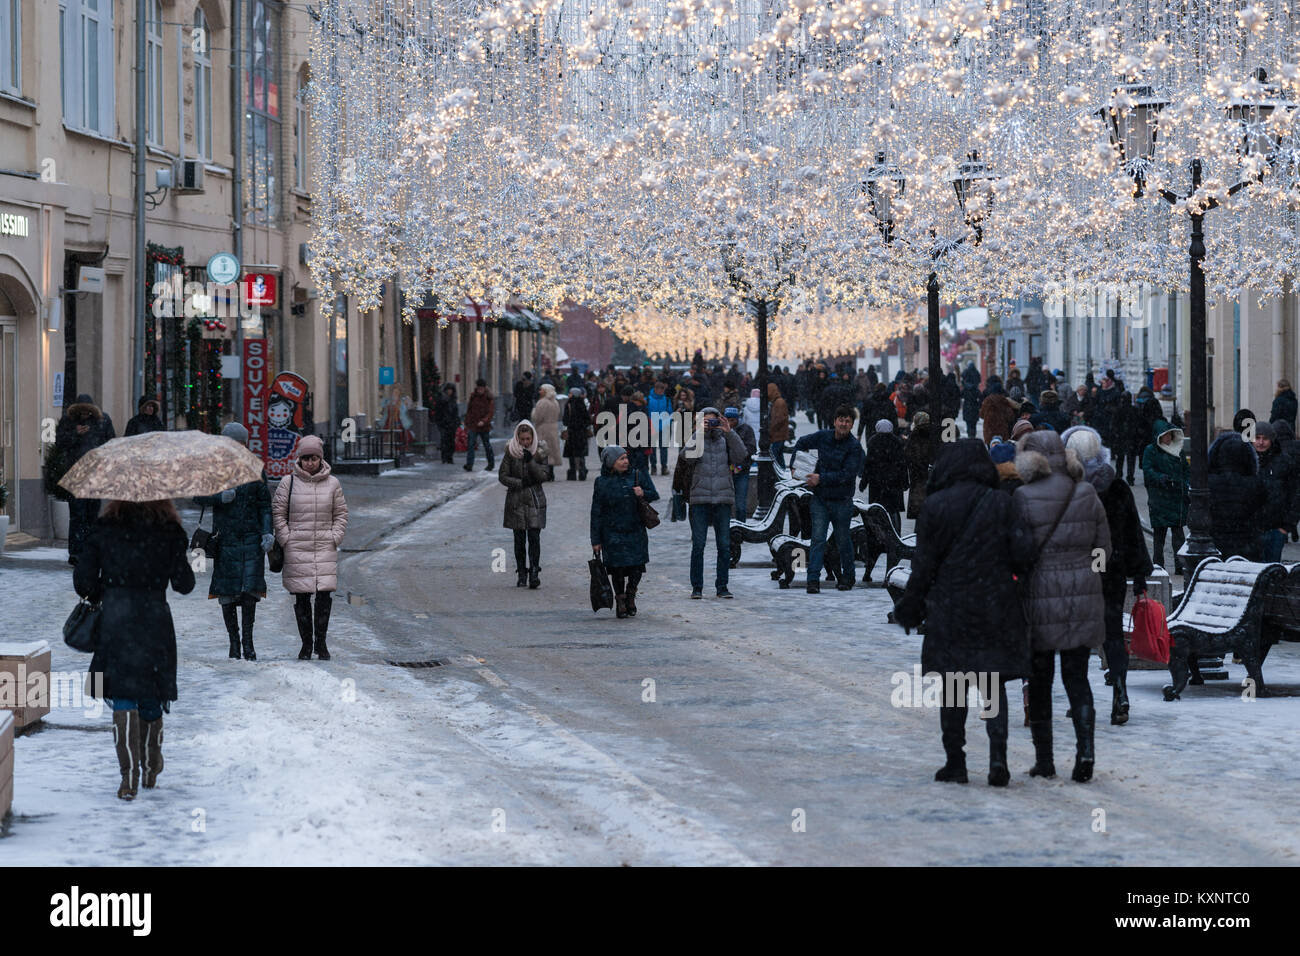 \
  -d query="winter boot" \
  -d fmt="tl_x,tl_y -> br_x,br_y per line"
578,465 -> 588,480
625,581 -> 639,617
223,604 -> 241,659
240,601 -> 257,662
566,468 -> 576,481
1110,675 -> 1130,726
528,566 -> 540,590
516,566 -> 528,588
987,716 -> 1010,788
294,599 -> 314,660
313,596 -> 332,661
140,716 -> 164,789
935,708 -> 969,783
1071,703 -> 1096,782
112,710 -> 140,800
1027,720 -> 1056,778
615,594 -> 628,619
